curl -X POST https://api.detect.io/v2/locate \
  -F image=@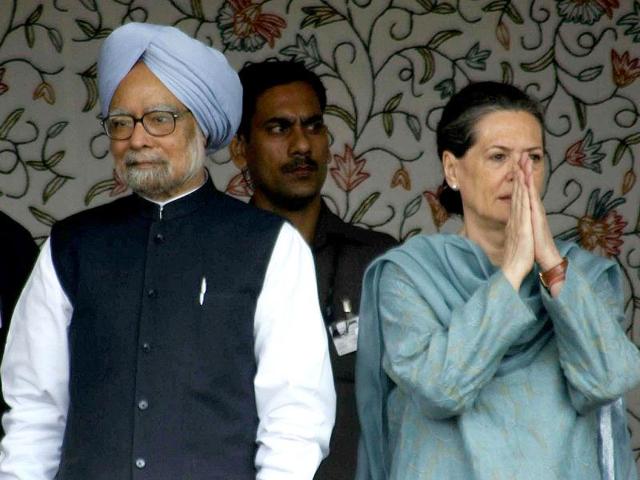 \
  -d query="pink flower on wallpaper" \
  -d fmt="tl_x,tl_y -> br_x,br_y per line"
577,210 -> 626,257
557,188 -> 628,258
596,0 -> 619,18
0,68 -> 8,95
225,171 -> 253,198
330,145 -> 370,192
557,0 -> 618,24
110,169 -> 129,197
611,50 -> 640,88
564,130 -> 605,173
216,0 -> 287,52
